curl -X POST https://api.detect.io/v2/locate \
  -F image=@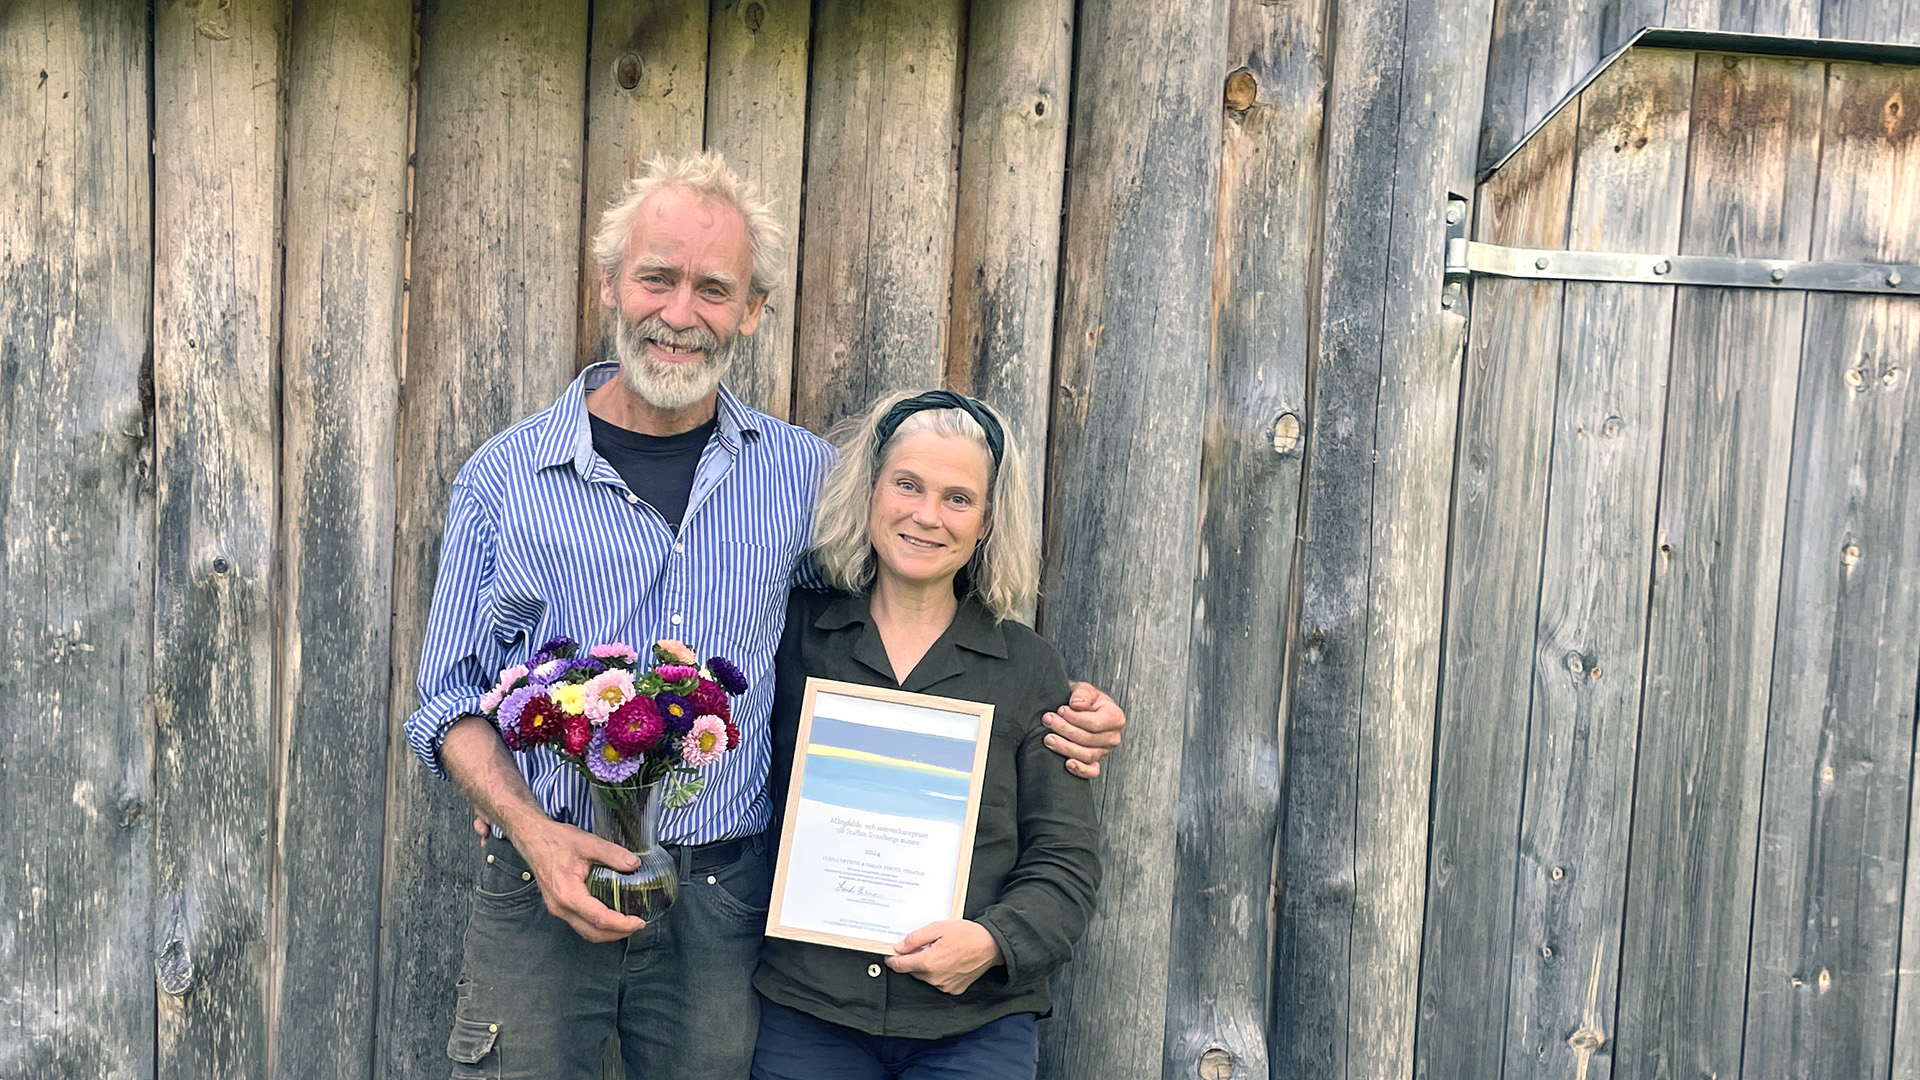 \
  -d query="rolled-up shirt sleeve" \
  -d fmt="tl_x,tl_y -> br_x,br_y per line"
405,481 -> 501,781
